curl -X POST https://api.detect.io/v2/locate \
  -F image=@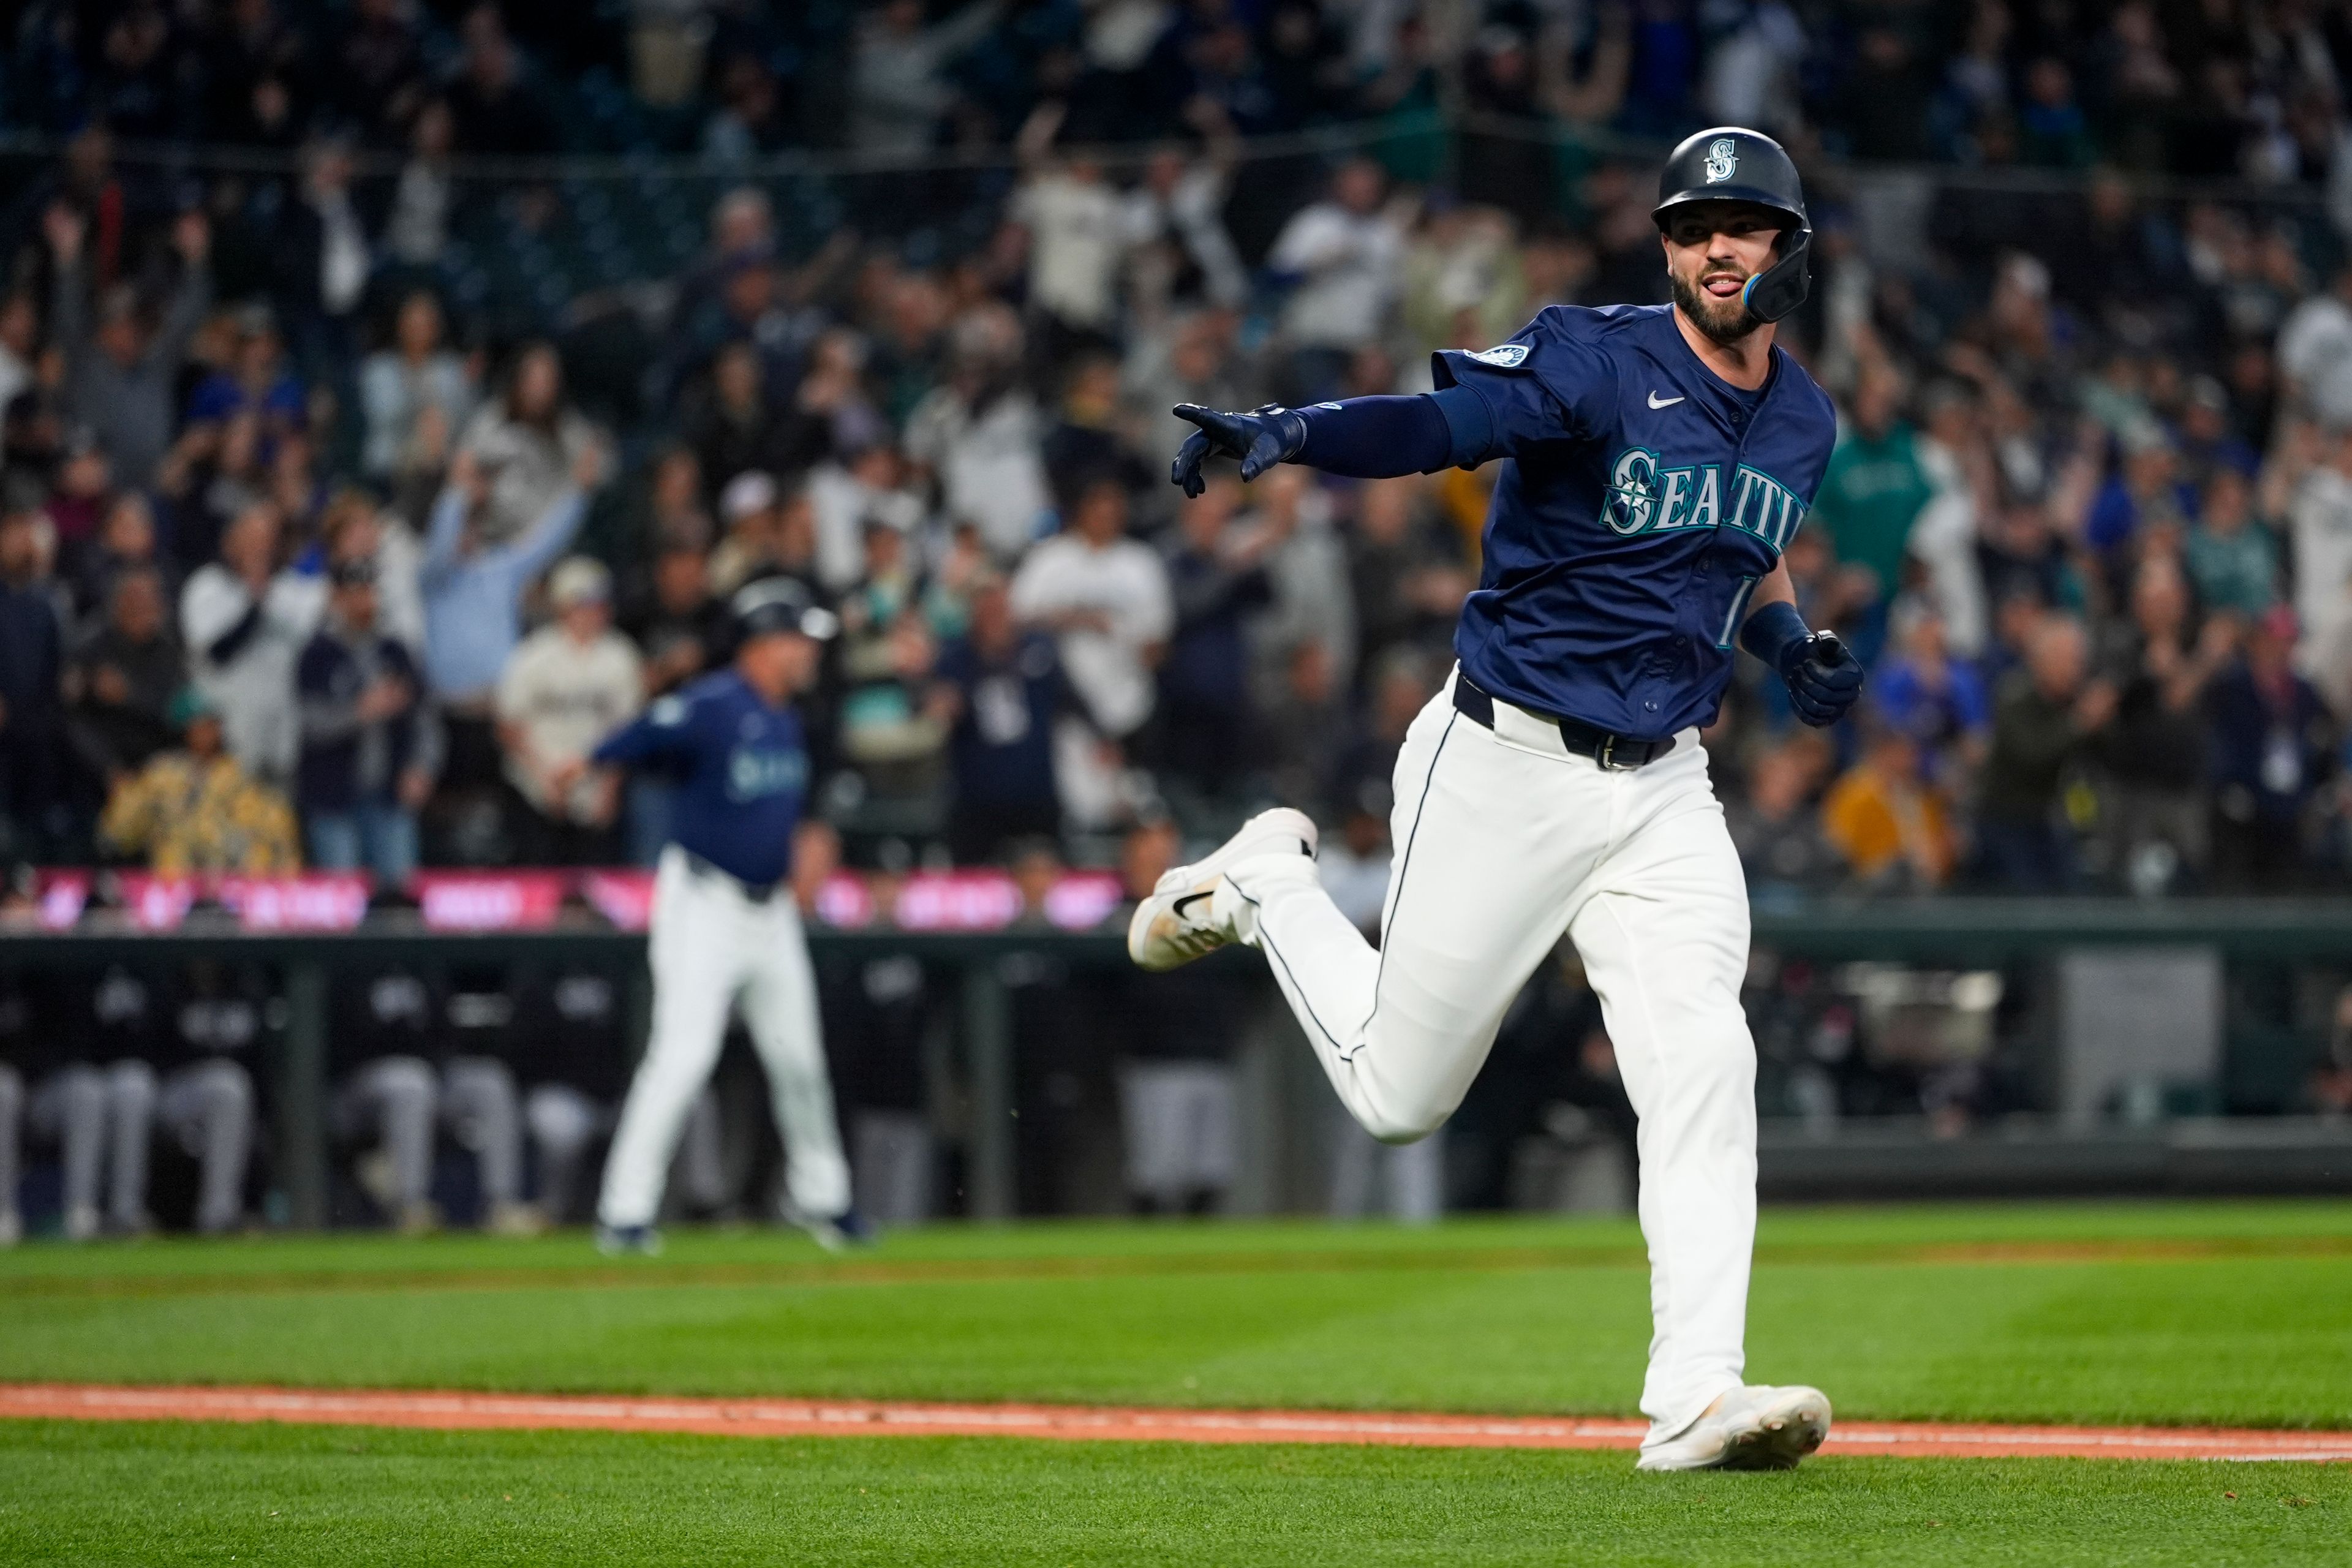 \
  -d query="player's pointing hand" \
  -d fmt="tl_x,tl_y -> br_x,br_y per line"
1170,404 -> 1307,497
